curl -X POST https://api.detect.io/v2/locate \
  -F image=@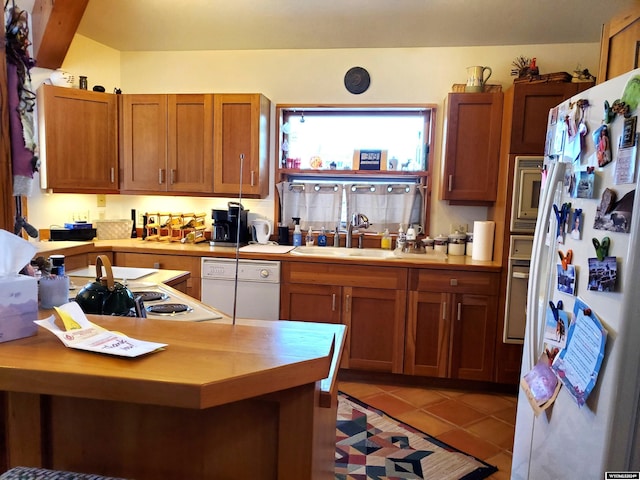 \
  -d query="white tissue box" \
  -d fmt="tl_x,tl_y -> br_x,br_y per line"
0,274 -> 38,343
